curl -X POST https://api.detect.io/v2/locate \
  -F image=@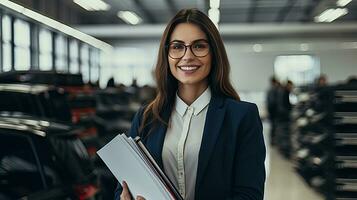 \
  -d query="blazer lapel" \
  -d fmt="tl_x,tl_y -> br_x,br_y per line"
144,107 -> 171,169
196,95 -> 226,188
